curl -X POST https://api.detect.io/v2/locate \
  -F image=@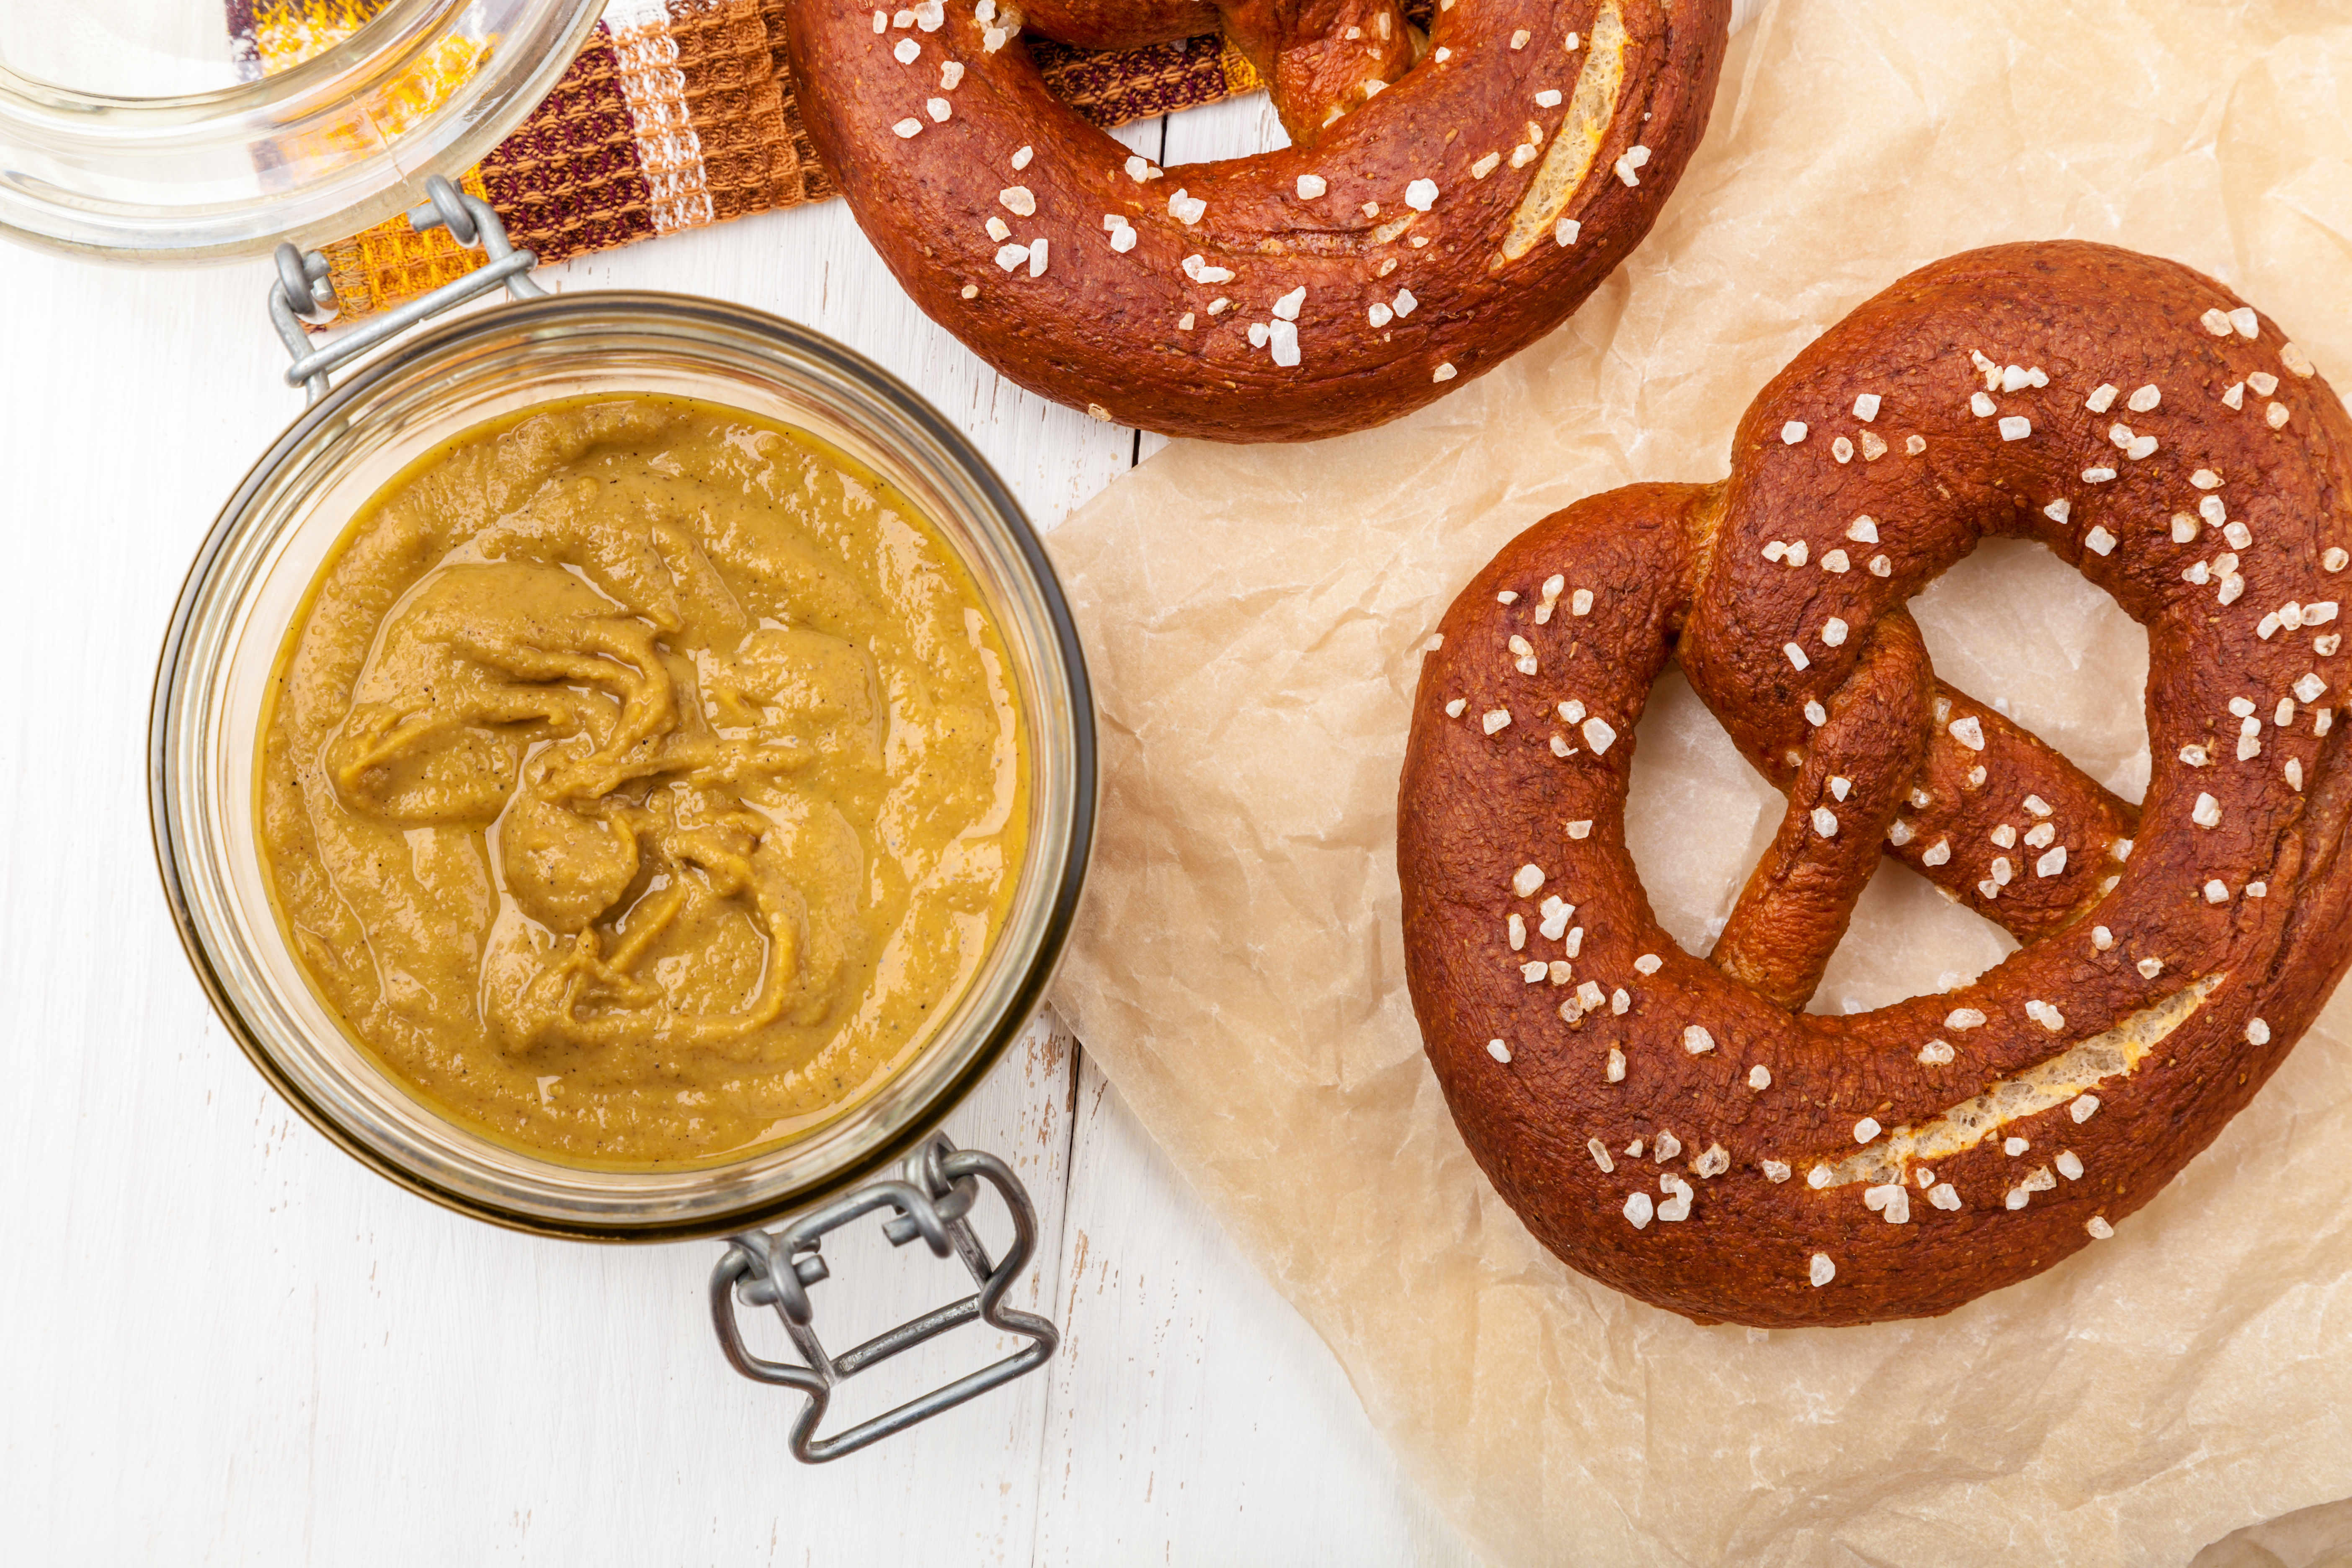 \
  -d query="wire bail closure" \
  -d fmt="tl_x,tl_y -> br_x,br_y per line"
709,1132 -> 1059,1463
266,173 -> 546,405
